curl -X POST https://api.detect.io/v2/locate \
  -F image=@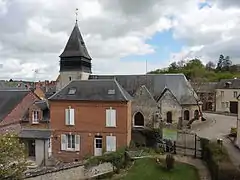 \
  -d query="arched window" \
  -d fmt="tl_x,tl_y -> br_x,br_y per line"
166,111 -> 172,123
134,112 -> 144,127
184,110 -> 190,120
194,110 -> 199,120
